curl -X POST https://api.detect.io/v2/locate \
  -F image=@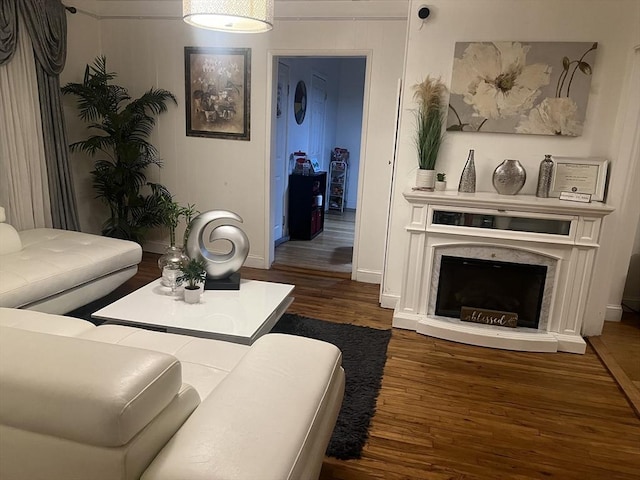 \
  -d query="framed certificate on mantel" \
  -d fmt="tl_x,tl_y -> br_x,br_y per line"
550,157 -> 608,201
